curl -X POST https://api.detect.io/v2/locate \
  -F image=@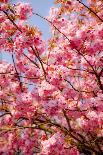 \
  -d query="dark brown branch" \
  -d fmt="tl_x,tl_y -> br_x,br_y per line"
76,0 -> 103,22
3,11 -> 22,32
11,54 -> 23,92
23,53 -> 40,68
33,12 -> 70,41
0,112 -> 12,118
64,79 -> 91,93
0,72 -> 42,79
95,74 -> 103,93
30,46 -> 47,80
99,68 -> 103,77
62,109 -> 72,130
67,67 -> 95,74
